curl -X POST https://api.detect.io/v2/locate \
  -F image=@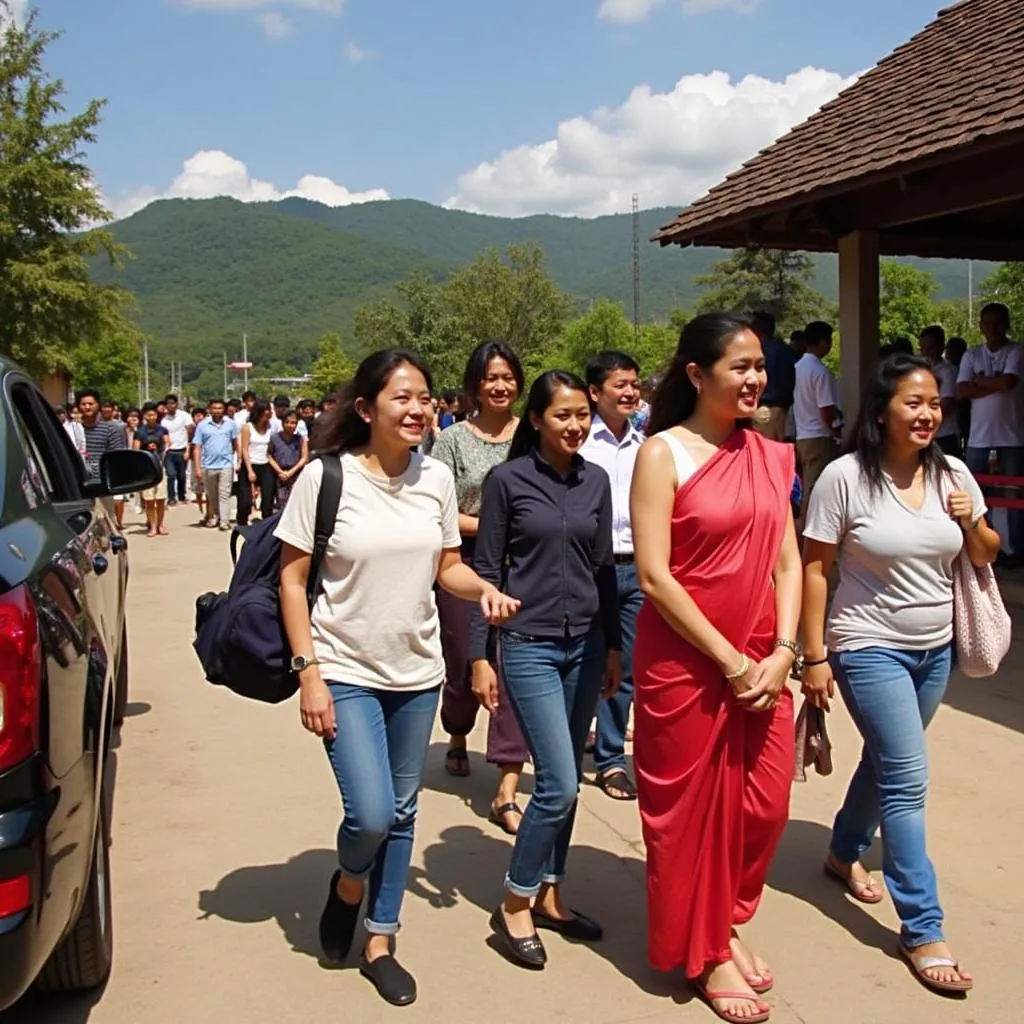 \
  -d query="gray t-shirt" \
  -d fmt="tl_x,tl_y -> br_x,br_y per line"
804,453 -> 986,652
